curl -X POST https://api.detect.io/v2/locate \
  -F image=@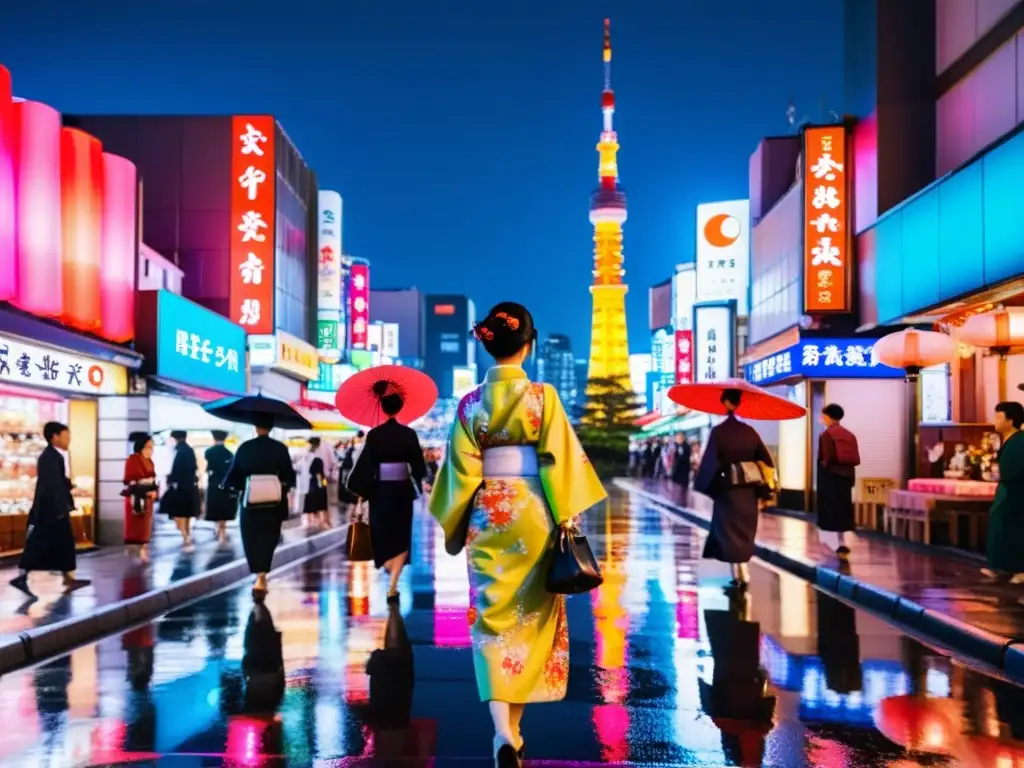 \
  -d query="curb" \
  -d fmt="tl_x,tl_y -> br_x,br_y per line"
0,526 -> 346,675
614,479 -> 1024,682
